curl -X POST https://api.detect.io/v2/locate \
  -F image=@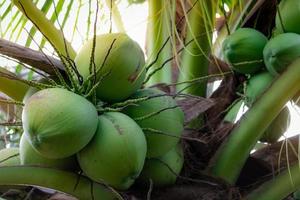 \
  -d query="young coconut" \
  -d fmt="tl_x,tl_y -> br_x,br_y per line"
263,33 -> 300,75
259,106 -> 290,143
123,88 -> 184,158
222,28 -> 268,74
137,144 -> 184,187
275,0 -> 300,34
0,148 -> 20,166
22,88 -> 98,159
19,134 -> 78,170
75,33 -> 146,102
245,71 -> 274,106
77,112 -> 147,190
